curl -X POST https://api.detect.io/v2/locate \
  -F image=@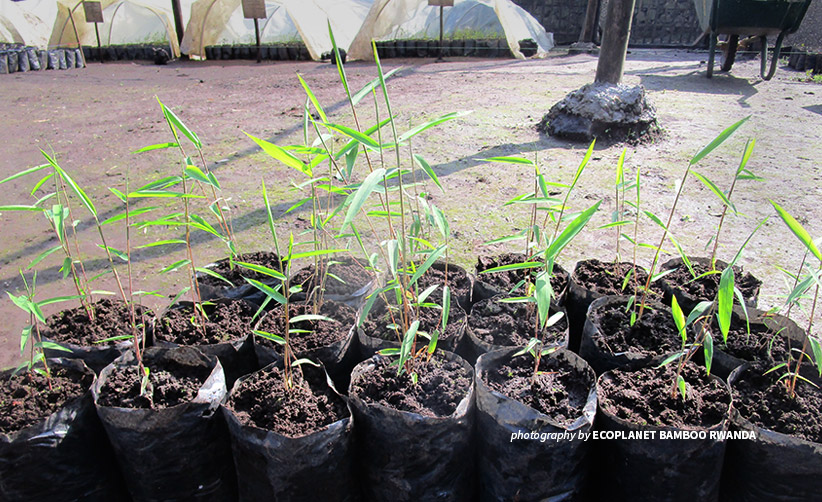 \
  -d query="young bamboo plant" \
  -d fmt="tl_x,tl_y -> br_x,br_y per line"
480,147 -> 601,379
768,202 -> 822,397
